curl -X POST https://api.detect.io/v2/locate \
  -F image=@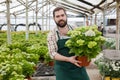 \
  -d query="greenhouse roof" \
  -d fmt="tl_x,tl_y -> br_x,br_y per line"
54,0 -> 116,16
0,0 -> 116,17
